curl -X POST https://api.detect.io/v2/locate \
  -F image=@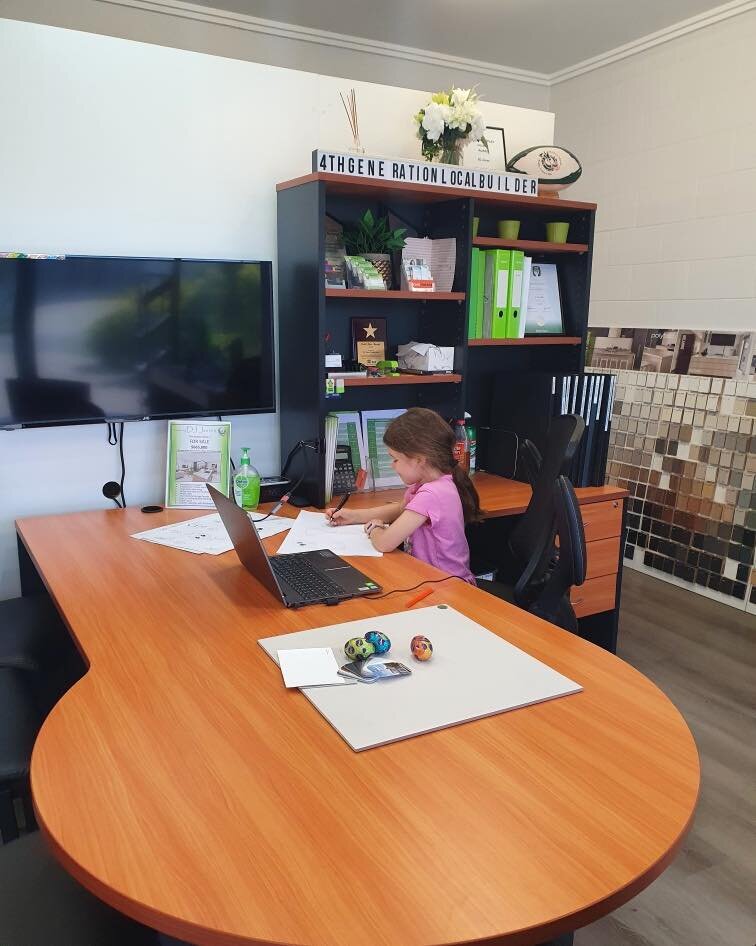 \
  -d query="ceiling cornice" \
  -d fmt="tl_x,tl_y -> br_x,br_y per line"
97,0 -> 756,86
96,0 -> 550,85
549,0 -> 756,83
